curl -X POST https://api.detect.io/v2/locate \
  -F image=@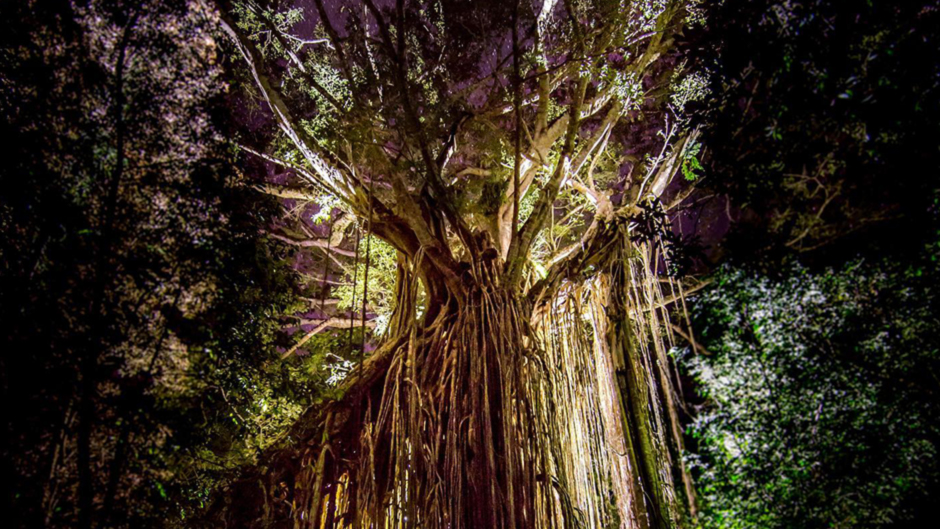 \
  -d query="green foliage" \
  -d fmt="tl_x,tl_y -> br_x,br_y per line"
698,0 -> 940,260
681,141 -> 704,181
334,233 -> 399,336
671,71 -> 710,114
0,2 -> 320,525
685,252 -> 940,528
685,5 -> 940,525
478,176 -> 510,217
601,64 -> 644,113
